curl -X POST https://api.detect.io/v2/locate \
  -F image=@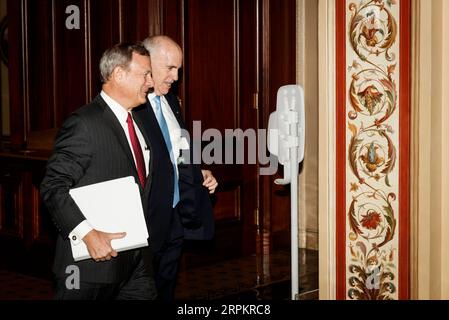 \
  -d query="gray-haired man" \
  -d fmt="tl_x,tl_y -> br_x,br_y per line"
134,35 -> 217,301
41,43 -> 156,300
